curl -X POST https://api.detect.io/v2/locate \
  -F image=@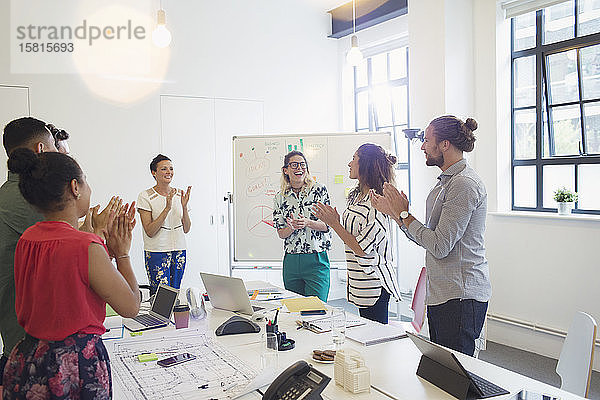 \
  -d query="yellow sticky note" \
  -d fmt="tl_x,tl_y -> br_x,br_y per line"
334,175 -> 344,184
130,331 -> 143,337
281,296 -> 326,312
345,187 -> 352,197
